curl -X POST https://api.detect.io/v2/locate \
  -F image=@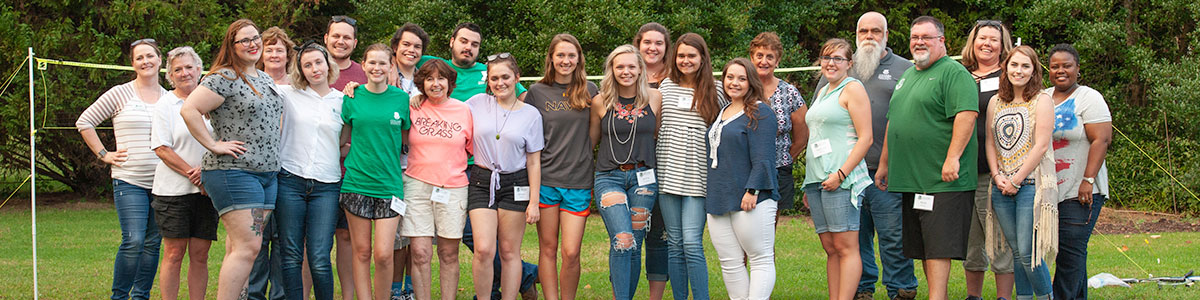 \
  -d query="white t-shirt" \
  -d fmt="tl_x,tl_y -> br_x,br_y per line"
279,85 -> 345,183
1046,86 -> 1111,202
150,92 -> 212,196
